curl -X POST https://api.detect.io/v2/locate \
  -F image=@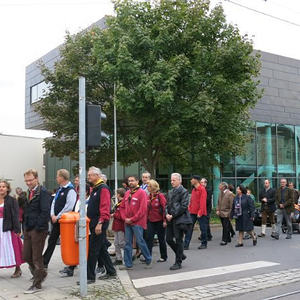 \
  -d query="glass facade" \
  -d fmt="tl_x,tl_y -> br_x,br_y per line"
218,122 -> 300,203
